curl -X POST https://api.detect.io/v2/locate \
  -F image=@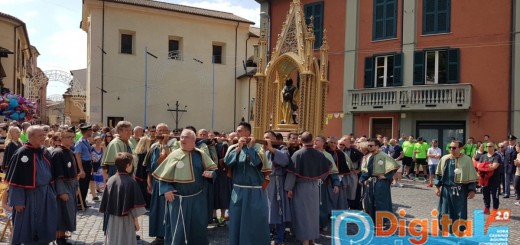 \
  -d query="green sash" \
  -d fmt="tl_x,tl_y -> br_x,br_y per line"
152,148 -> 217,183
436,154 -> 478,184
361,152 -> 399,175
